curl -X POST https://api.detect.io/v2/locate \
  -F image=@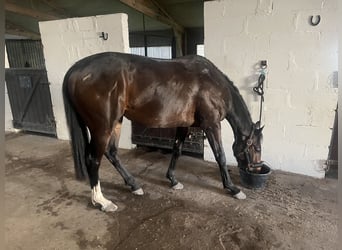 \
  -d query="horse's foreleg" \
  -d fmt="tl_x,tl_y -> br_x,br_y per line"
204,125 -> 246,200
166,127 -> 188,190
105,124 -> 143,195
87,137 -> 118,212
